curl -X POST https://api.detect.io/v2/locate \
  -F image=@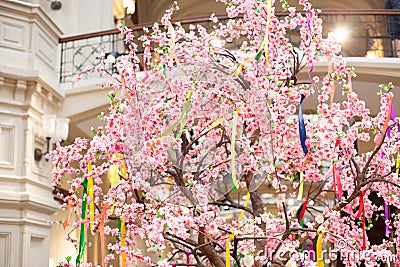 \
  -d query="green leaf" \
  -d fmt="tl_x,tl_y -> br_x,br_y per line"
66,256 -> 72,263
255,49 -> 263,61
156,210 -> 163,218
